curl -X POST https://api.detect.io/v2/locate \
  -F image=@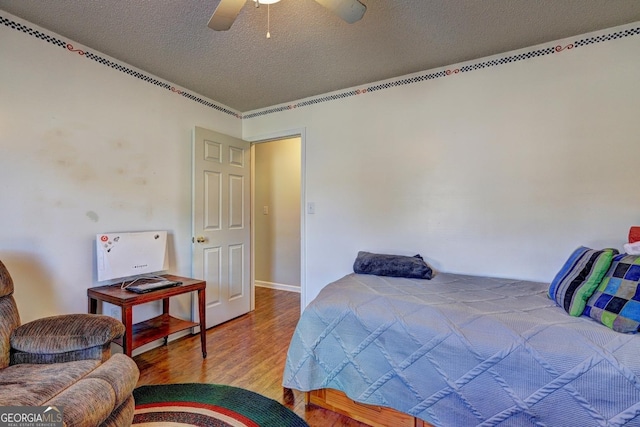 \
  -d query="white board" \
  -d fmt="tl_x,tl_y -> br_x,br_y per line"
96,231 -> 168,281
